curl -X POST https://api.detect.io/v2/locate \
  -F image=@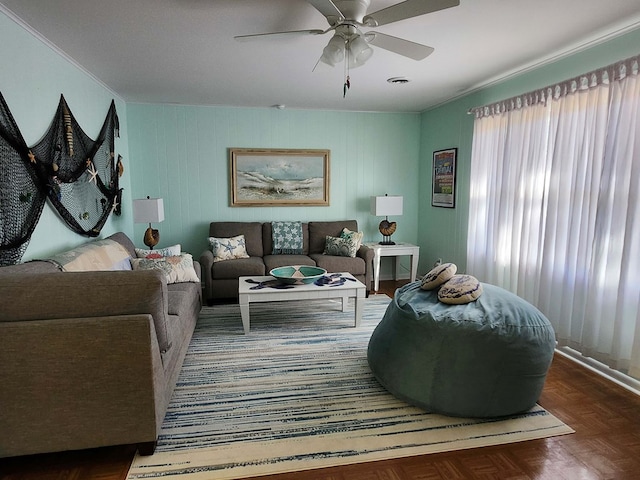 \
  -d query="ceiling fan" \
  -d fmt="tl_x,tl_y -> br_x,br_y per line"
235,0 -> 460,71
